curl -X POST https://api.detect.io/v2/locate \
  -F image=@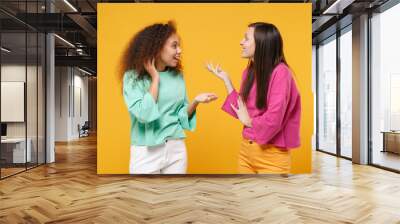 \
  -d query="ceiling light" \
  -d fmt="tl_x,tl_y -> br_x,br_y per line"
322,0 -> 355,15
1,47 -> 11,53
77,67 -> 93,76
63,0 -> 78,12
54,34 -> 75,48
